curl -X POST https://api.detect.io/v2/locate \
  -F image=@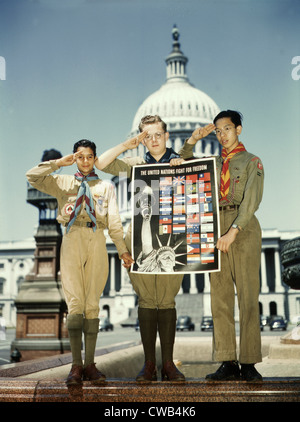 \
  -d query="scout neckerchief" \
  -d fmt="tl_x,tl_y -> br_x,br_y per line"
66,170 -> 99,233
144,147 -> 179,164
220,142 -> 246,201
